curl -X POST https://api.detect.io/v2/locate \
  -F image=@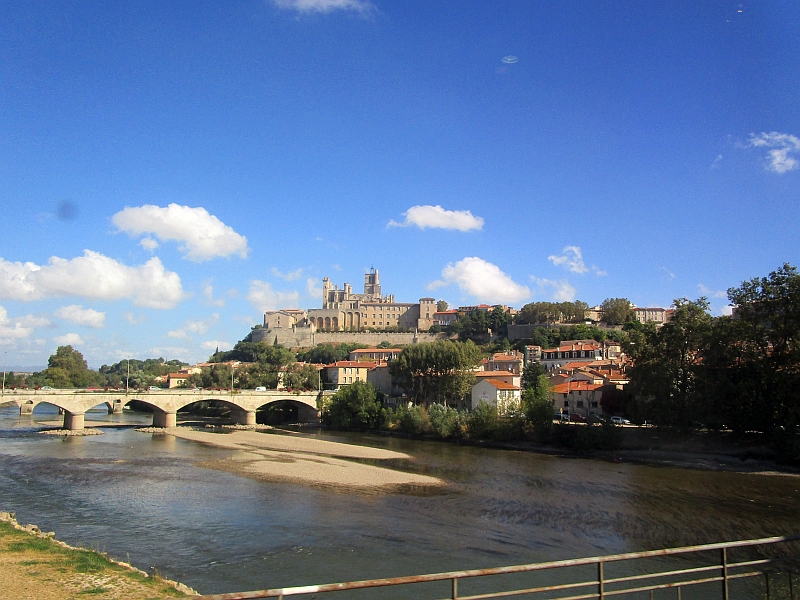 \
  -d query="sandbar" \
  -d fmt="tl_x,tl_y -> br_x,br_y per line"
168,428 -> 444,490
